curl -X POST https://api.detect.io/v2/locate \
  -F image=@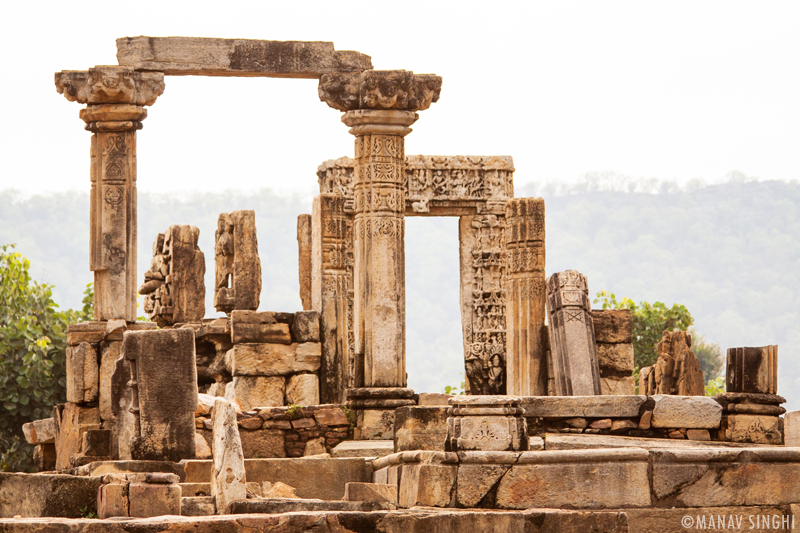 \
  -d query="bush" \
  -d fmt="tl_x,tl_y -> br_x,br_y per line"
0,244 -> 91,471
